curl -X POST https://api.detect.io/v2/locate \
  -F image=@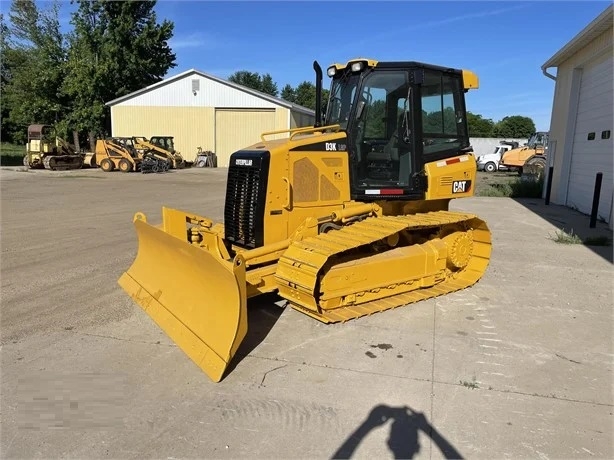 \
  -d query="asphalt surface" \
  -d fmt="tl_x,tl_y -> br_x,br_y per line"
1,166 -> 612,459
